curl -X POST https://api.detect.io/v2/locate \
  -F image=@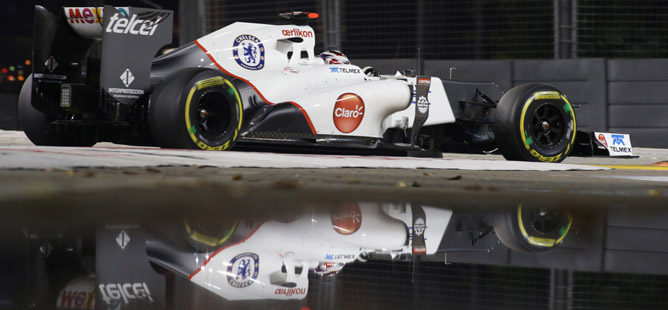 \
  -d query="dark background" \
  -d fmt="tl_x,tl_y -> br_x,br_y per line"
0,0 -> 178,65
